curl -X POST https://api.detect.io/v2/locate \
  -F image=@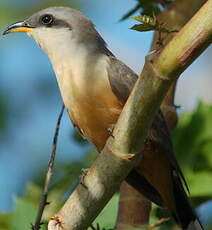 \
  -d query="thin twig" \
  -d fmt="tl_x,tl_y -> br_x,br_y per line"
31,104 -> 65,230
148,217 -> 170,229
